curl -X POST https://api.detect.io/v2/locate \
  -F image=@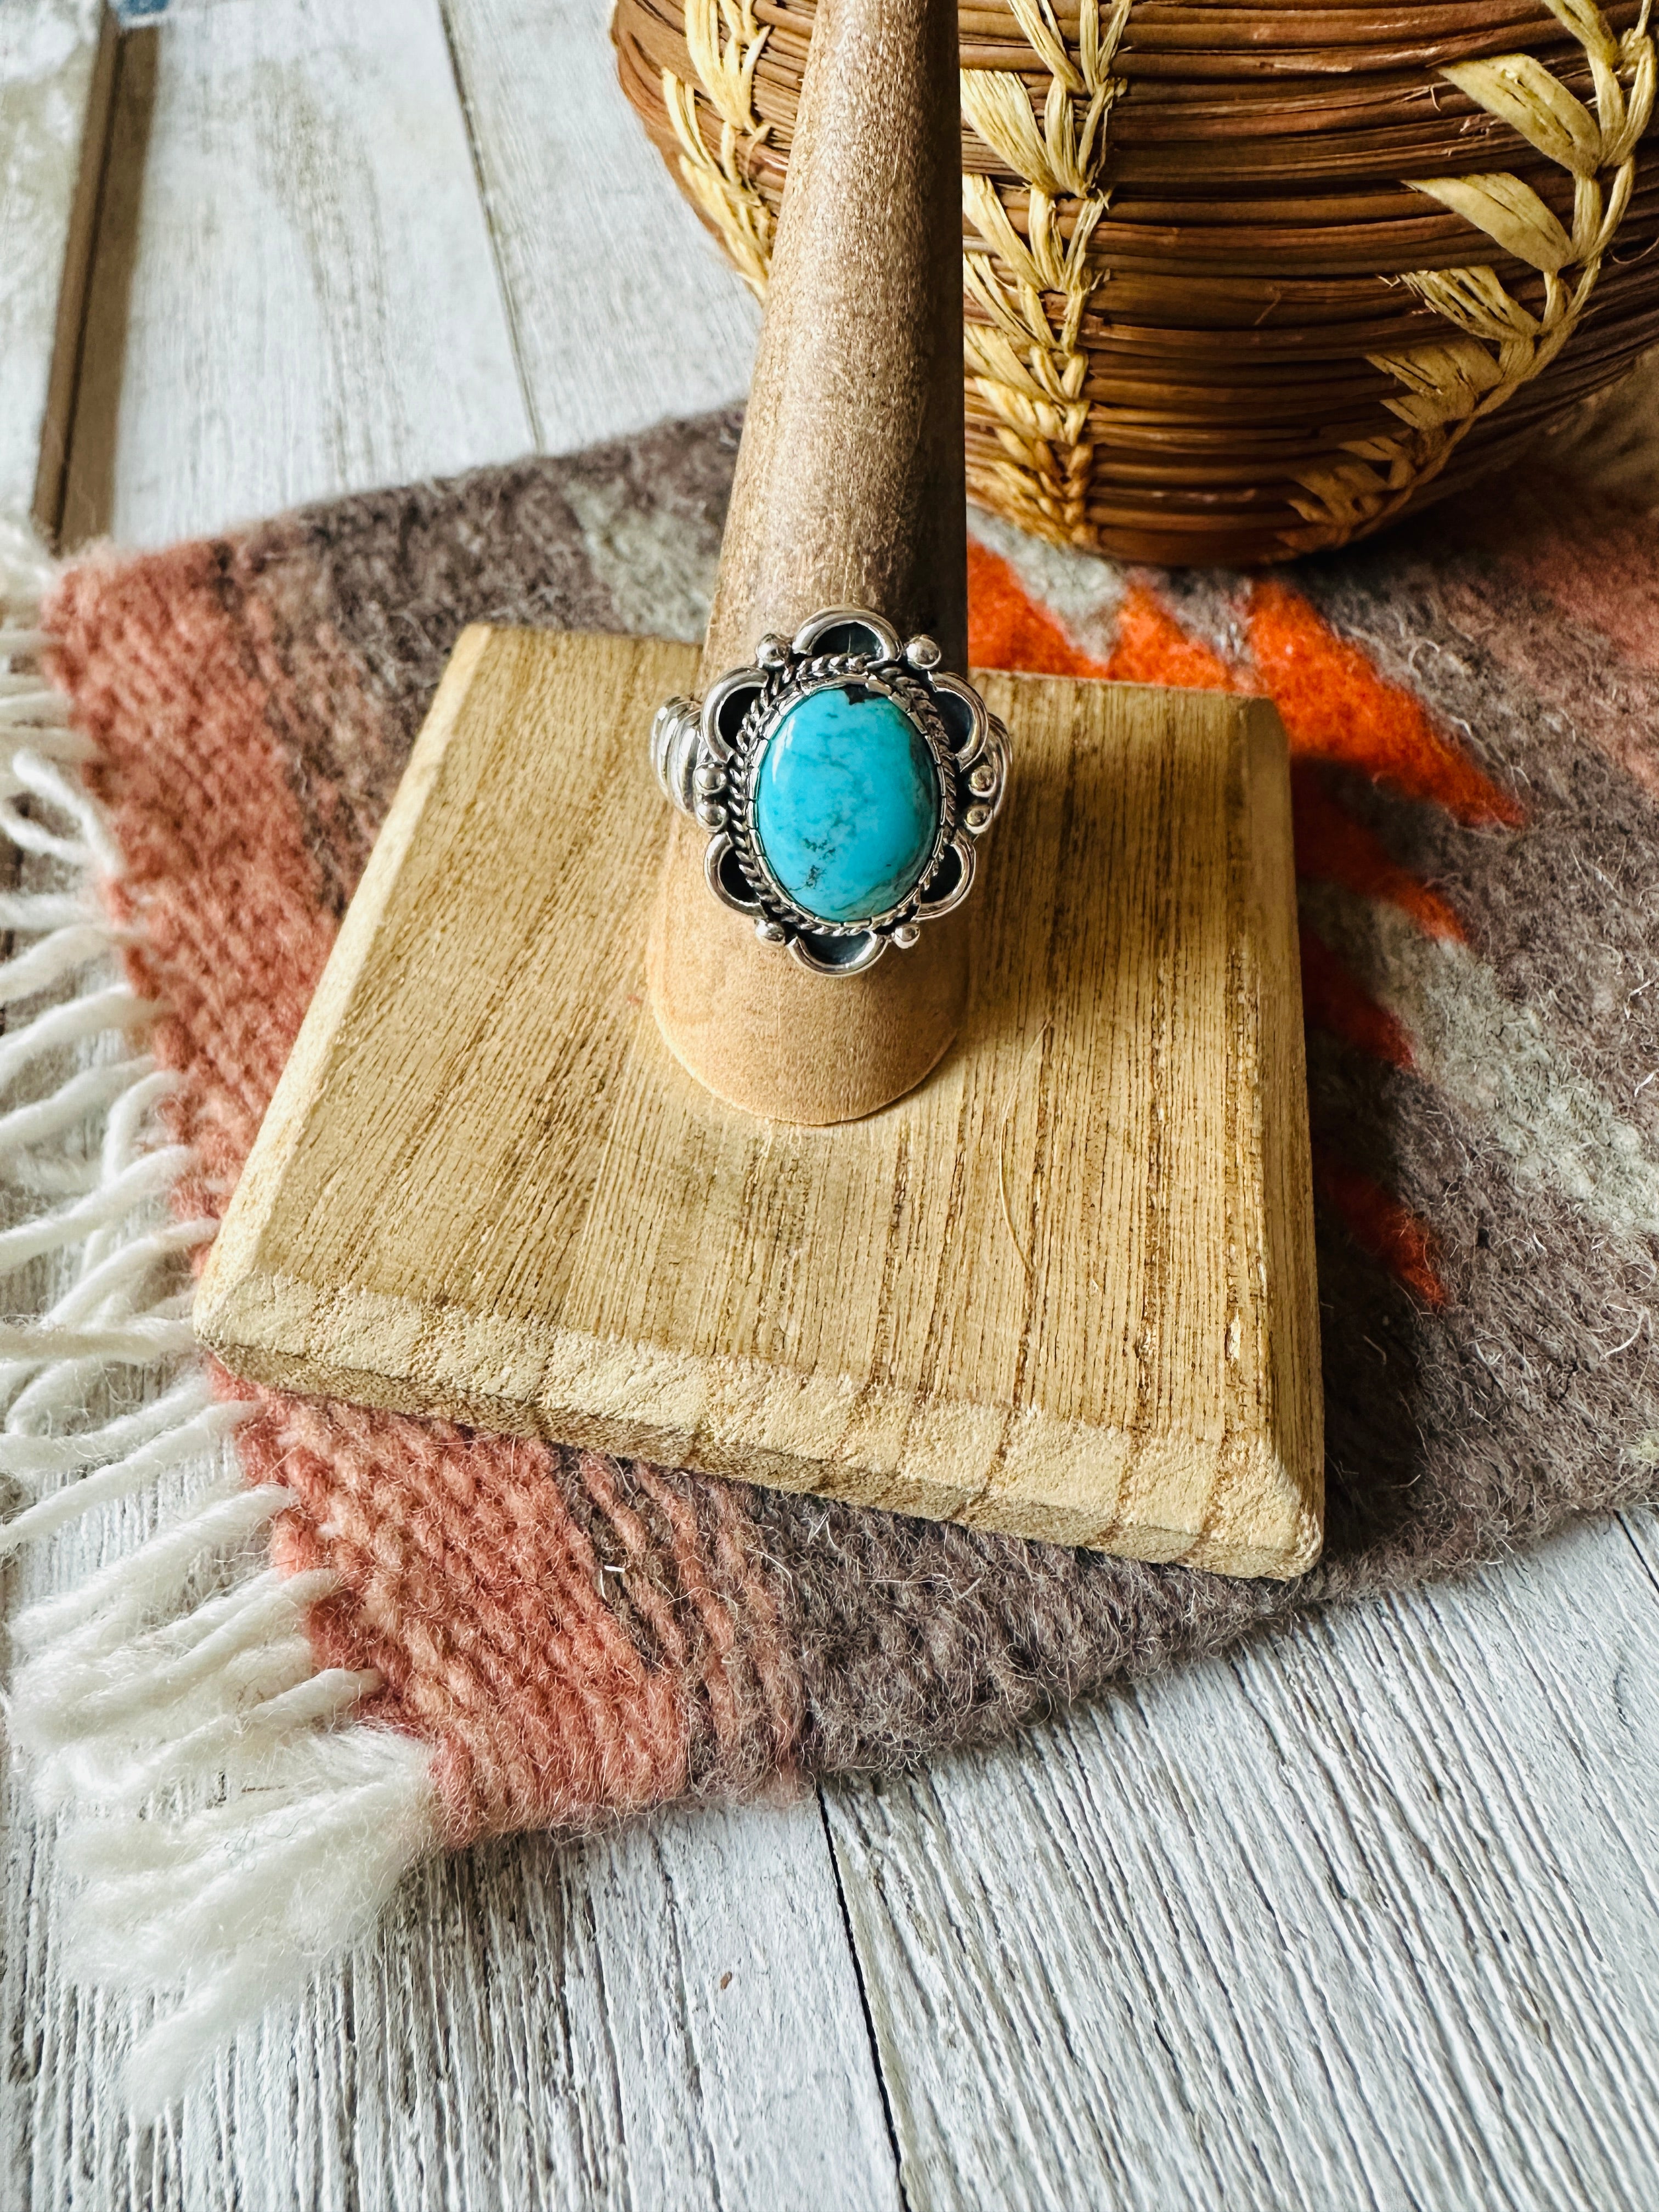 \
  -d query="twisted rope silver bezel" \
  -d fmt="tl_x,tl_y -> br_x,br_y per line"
651,607 -> 1009,976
